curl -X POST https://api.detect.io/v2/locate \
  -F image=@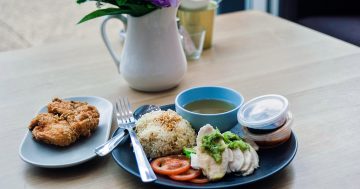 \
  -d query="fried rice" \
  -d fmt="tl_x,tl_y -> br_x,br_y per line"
135,110 -> 196,159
